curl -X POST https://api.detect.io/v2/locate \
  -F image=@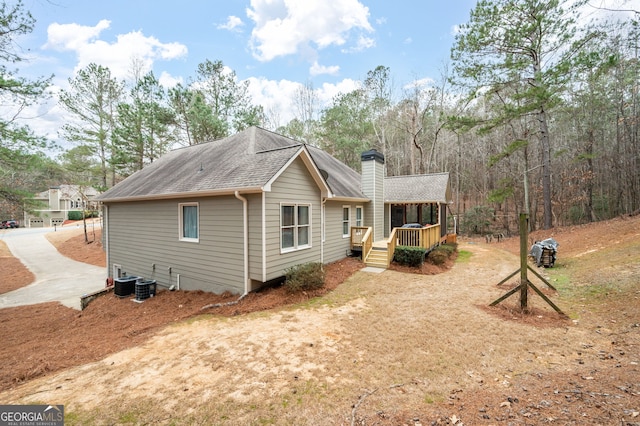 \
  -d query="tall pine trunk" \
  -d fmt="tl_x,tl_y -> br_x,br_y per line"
539,107 -> 553,229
